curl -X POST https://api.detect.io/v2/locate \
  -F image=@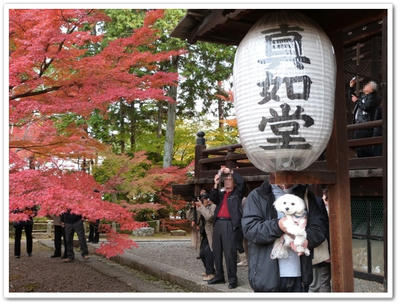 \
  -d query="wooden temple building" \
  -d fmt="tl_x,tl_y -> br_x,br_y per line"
170,9 -> 389,292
